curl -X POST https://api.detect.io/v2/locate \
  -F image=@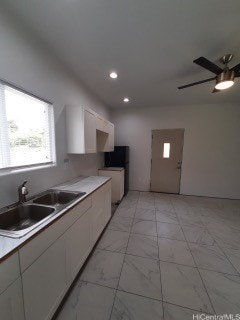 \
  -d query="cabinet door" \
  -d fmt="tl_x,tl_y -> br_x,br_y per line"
97,122 -> 114,152
108,123 -> 114,151
19,197 -> 91,273
91,206 -> 105,244
96,130 -> 108,152
103,182 -> 112,223
66,105 -> 85,153
84,110 -> 96,153
91,188 -> 105,244
119,170 -> 125,200
22,234 -> 69,320
0,278 -> 25,320
91,182 -> 112,244
67,210 -> 92,280
0,253 -> 20,295
96,116 -> 108,133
